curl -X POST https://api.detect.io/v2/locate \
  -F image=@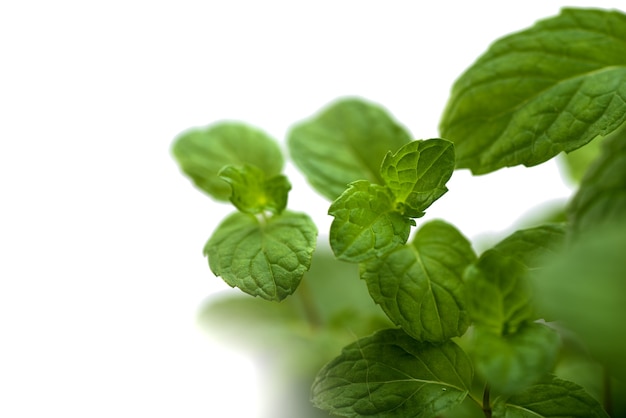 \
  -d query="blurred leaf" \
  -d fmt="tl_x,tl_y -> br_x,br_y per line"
328,180 -> 413,262
204,211 -> 317,301
492,375 -> 609,418
532,220 -> 626,381
568,122 -> 626,237
198,243 -> 391,378
288,98 -> 411,200
361,220 -> 476,342
440,8 -> 626,174
172,122 -> 284,200
470,322 -> 560,394
466,251 -> 533,335
311,328 -> 473,418
218,164 -> 291,214
489,223 -> 566,269
558,134 -> 604,184
380,139 -> 455,217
